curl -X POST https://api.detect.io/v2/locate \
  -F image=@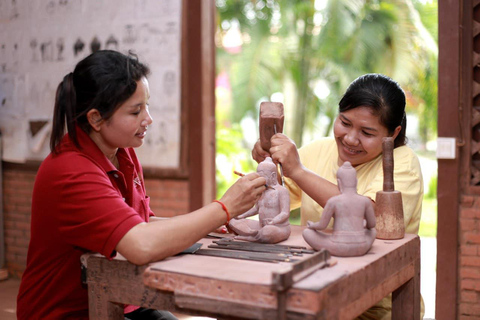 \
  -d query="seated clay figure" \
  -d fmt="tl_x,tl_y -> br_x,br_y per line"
228,157 -> 291,243
302,161 -> 376,256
